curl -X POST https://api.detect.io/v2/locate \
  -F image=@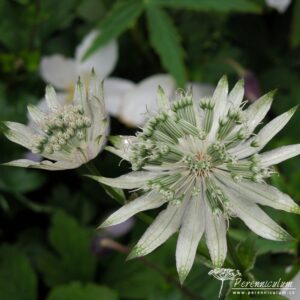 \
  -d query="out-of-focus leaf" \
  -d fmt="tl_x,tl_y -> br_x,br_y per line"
255,239 -> 295,255
37,211 -> 97,286
47,282 -> 118,300
291,0 -> 300,47
0,194 -> 10,213
146,6 -> 186,86
236,234 -> 257,272
104,236 -> 178,298
0,245 -> 37,300
39,0 -> 81,37
77,0 -> 107,22
148,0 -> 262,13
49,186 -> 98,224
104,253 -> 165,298
82,0 -> 144,60
0,168 -> 45,193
